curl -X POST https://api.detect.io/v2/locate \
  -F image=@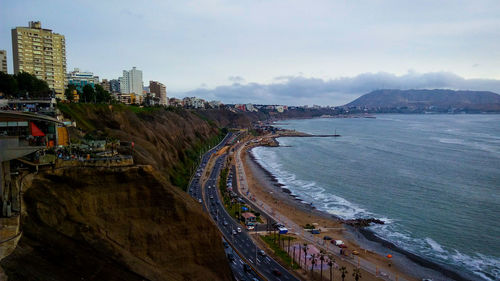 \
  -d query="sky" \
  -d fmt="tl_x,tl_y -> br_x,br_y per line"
1,0 -> 499,105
